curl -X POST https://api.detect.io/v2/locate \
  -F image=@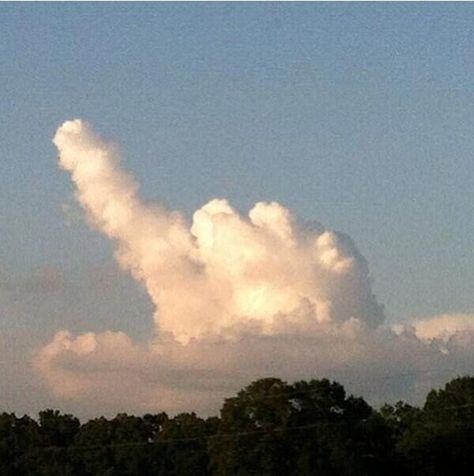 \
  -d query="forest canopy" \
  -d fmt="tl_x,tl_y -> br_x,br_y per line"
1,375 -> 473,475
